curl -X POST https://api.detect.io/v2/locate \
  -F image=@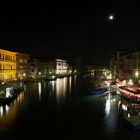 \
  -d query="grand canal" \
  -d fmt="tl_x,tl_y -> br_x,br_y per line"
0,75 -> 140,139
